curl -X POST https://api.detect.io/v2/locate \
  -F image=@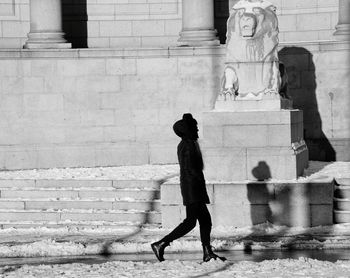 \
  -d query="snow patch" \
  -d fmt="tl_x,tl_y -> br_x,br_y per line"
0,165 -> 179,181
2,258 -> 350,277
